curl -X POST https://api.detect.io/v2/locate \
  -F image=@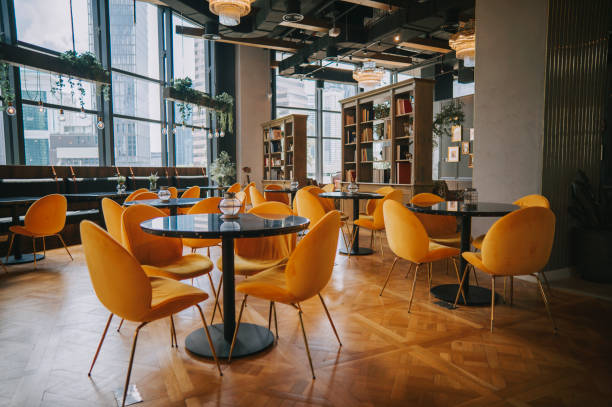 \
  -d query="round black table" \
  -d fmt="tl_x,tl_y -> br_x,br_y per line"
265,188 -> 298,206
140,213 -> 309,359
200,186 -> 227,197
124,198 -> 202,216
319,191 -> 383,256
407,201 -> 519,306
